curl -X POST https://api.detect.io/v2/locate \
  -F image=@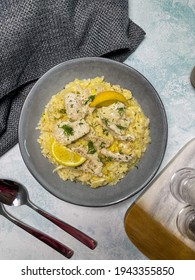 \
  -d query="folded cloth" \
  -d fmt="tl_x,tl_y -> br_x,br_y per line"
0,0 -> 145,157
